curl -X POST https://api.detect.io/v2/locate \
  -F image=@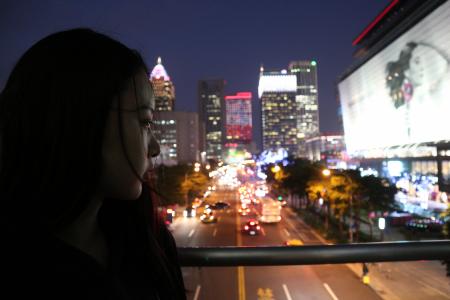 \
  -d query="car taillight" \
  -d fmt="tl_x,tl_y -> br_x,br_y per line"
256,226 -> 260,230
244,225 -> 249,230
